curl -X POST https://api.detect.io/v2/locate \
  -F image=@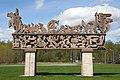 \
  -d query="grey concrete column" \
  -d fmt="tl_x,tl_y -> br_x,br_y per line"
81,50 -> 93,76
24,49 -> 36,76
